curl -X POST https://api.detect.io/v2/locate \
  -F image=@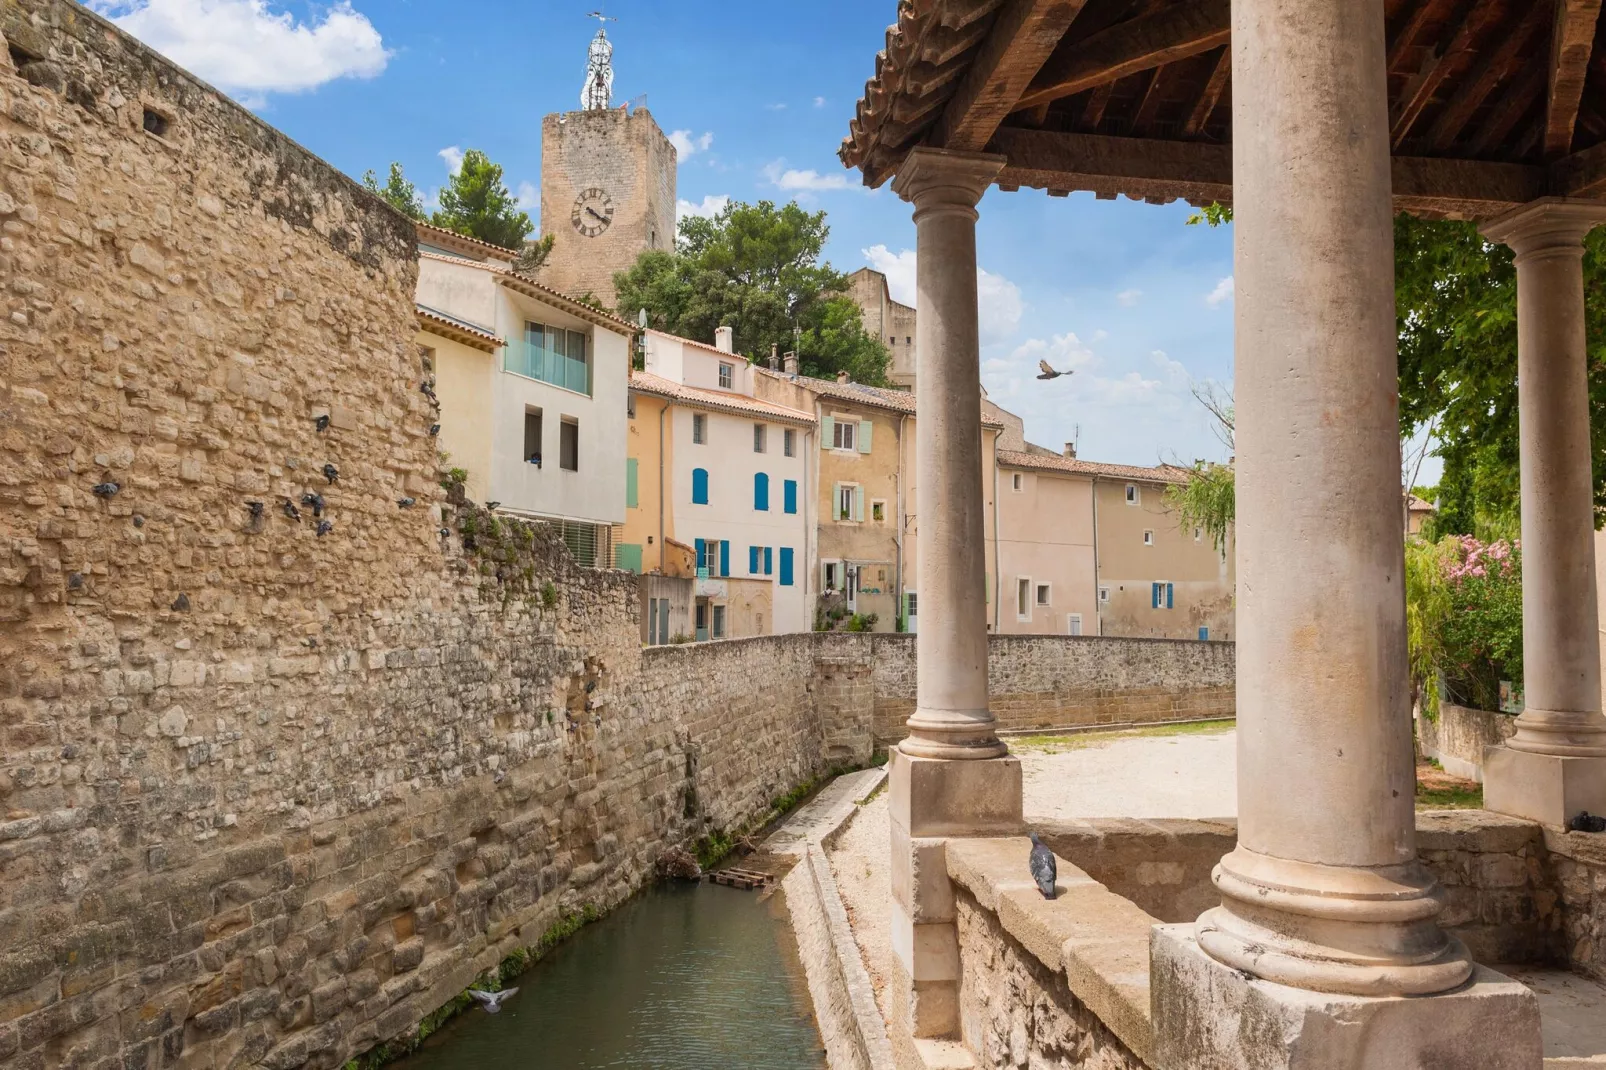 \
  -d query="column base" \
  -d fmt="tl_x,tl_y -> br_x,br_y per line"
1484,744 -> 1606,827
889,749 -> 1023,838
1151,925 -> 1541,1070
